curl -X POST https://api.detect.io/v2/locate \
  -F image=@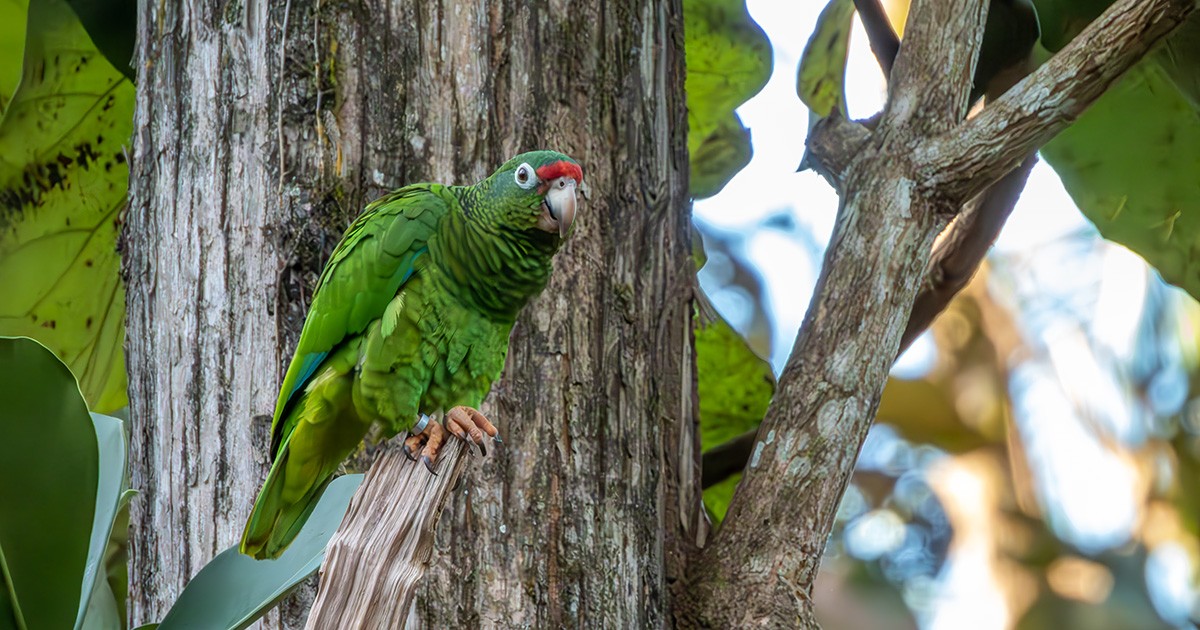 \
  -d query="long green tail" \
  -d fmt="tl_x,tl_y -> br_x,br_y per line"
238,438 -> 337,560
